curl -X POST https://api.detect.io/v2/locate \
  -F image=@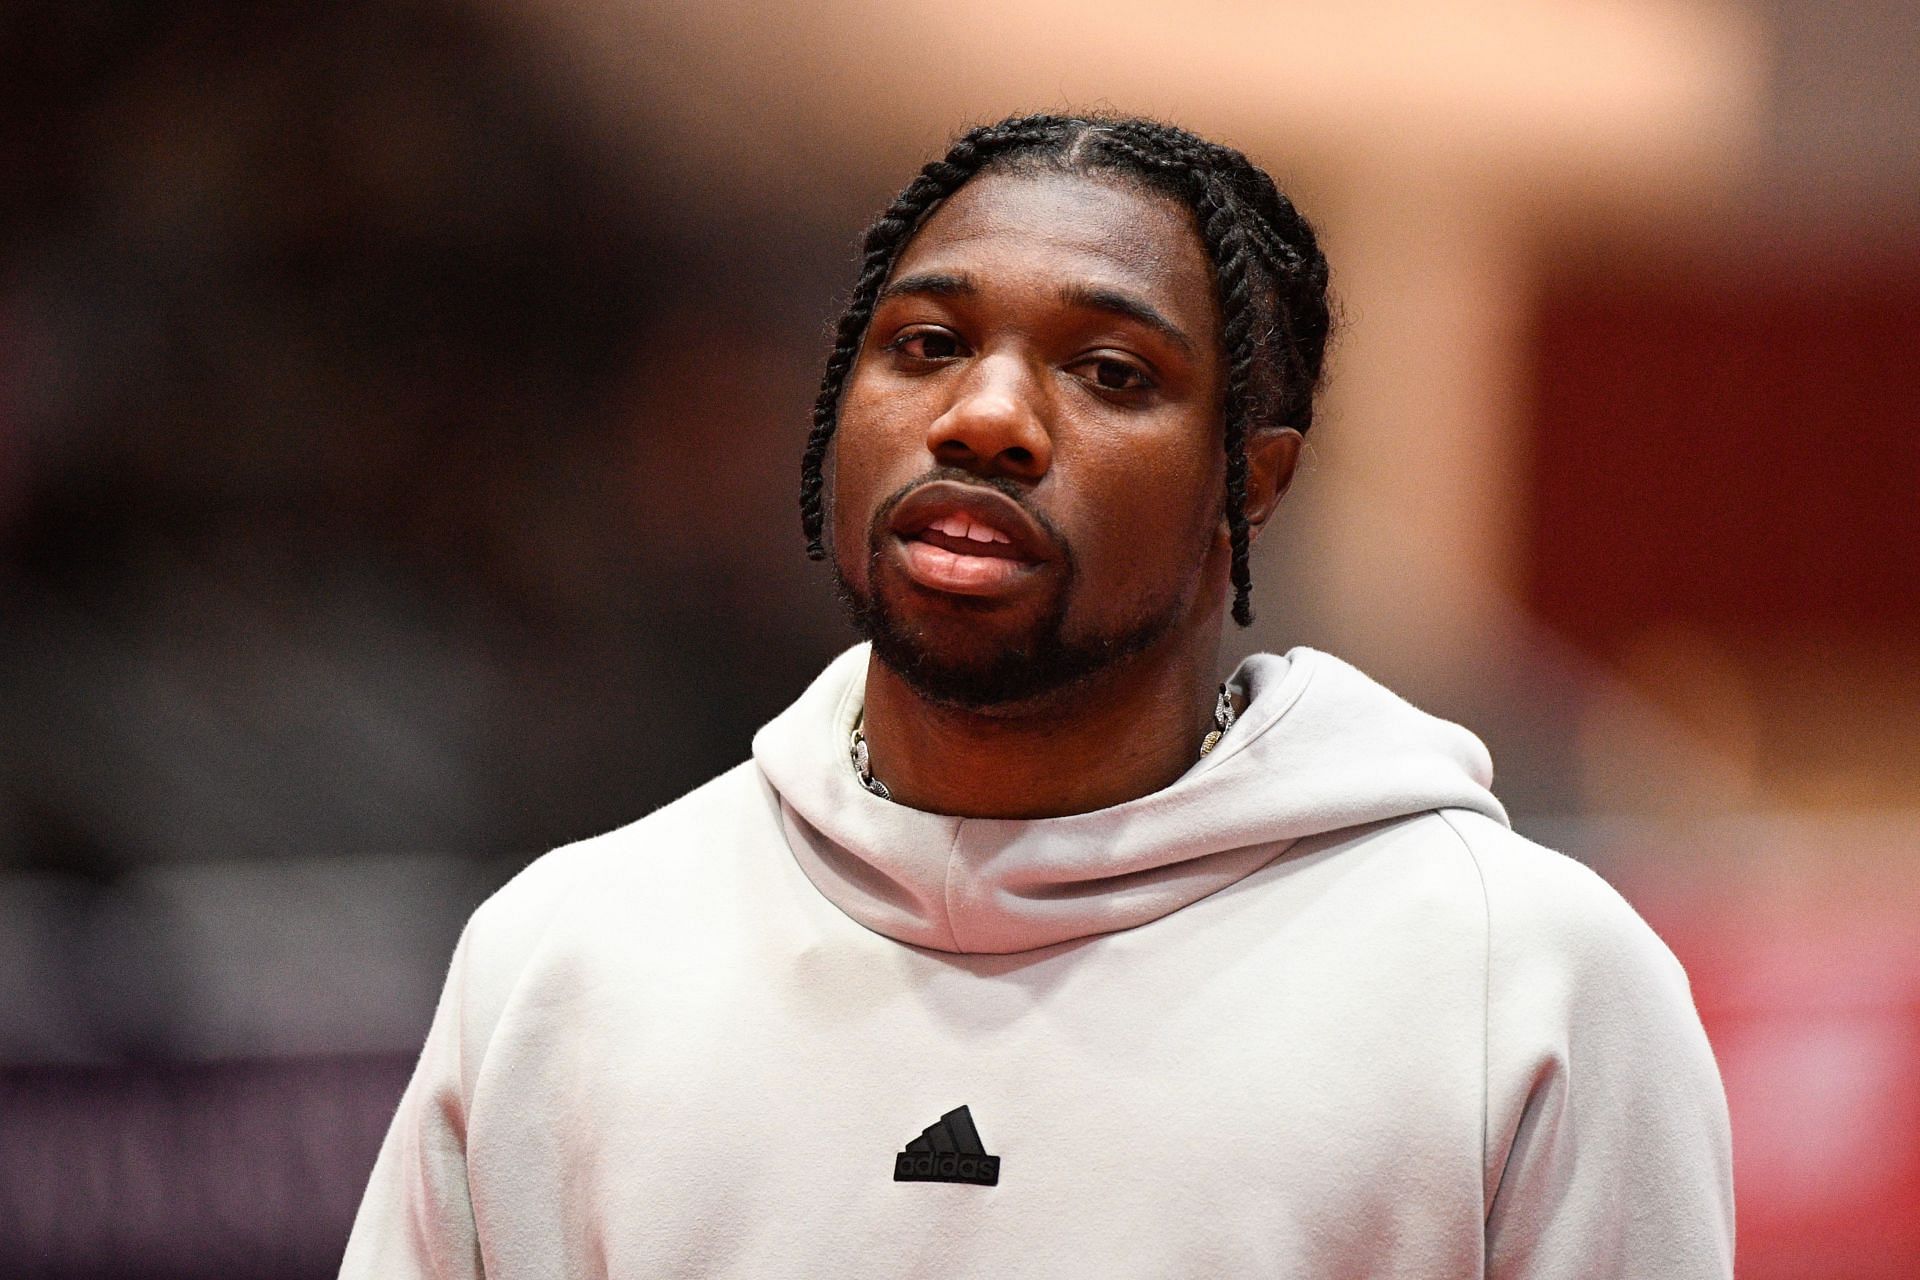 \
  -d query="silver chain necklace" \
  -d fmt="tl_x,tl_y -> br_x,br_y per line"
850,683 -> 1238,801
